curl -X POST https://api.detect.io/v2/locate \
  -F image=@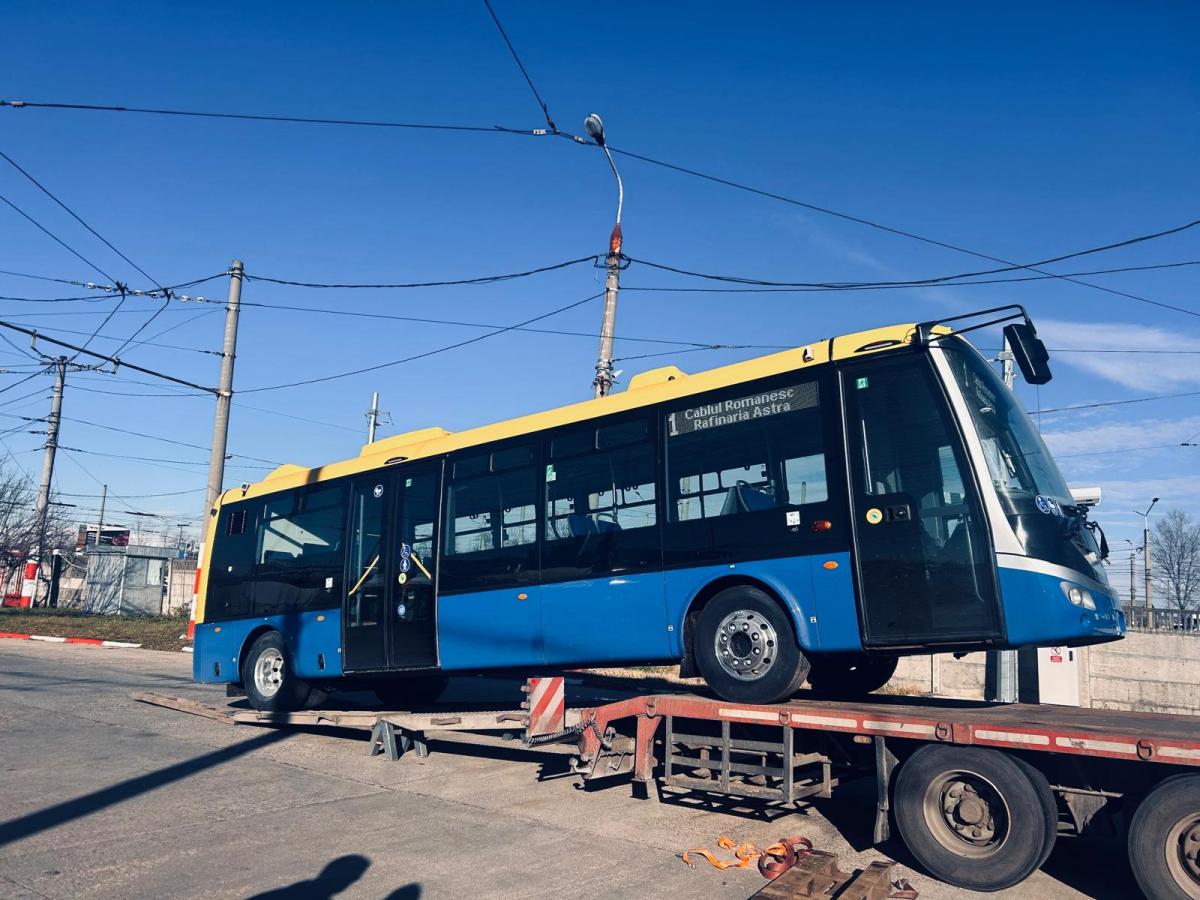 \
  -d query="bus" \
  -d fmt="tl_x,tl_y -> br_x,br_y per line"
192,305 -> 1124,711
